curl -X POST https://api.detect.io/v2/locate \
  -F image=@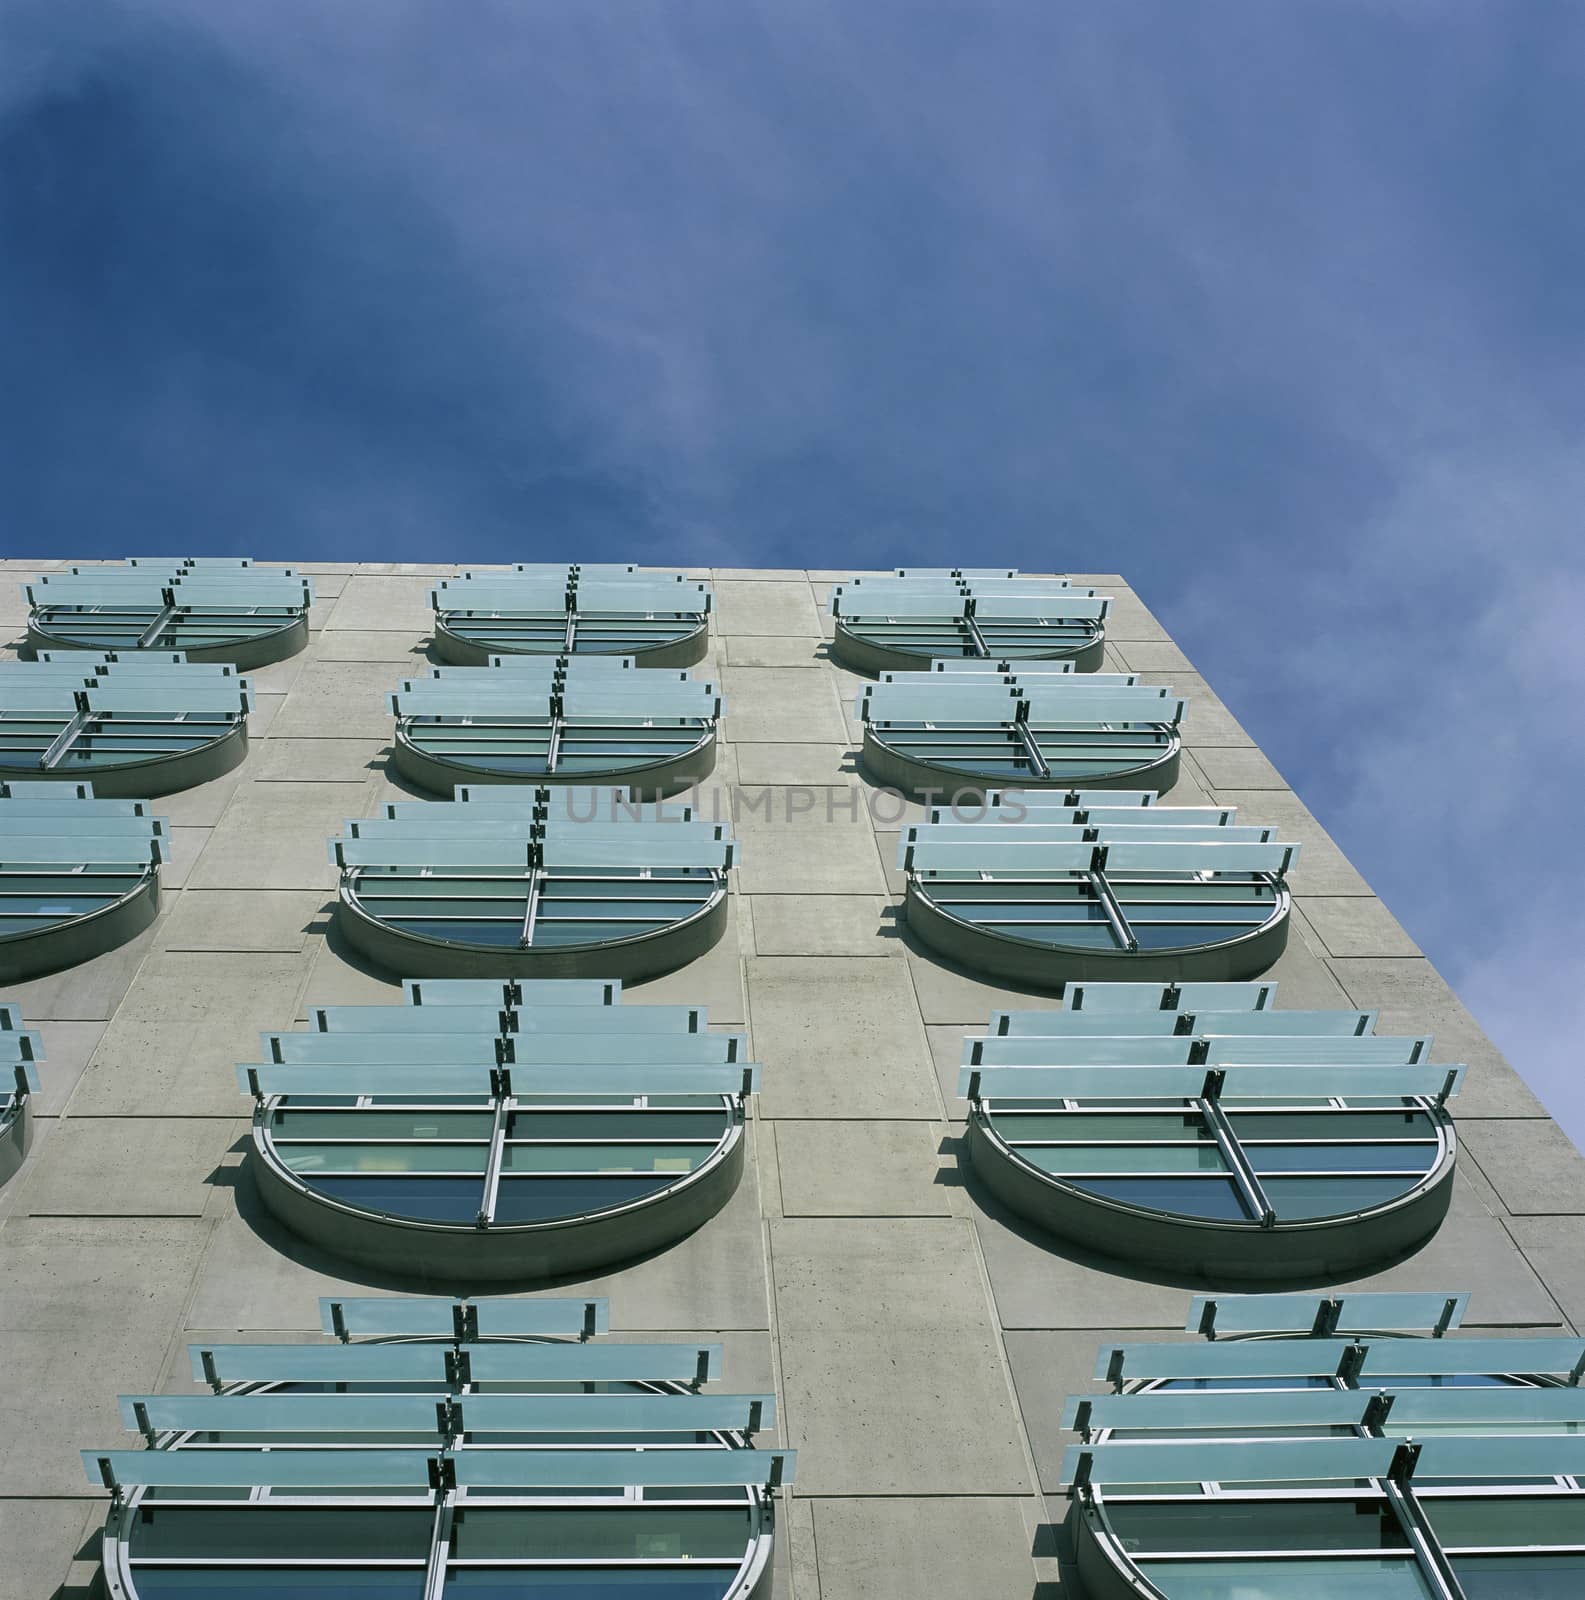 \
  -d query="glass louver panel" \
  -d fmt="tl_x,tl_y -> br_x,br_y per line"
319,1297 -> 610,1338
